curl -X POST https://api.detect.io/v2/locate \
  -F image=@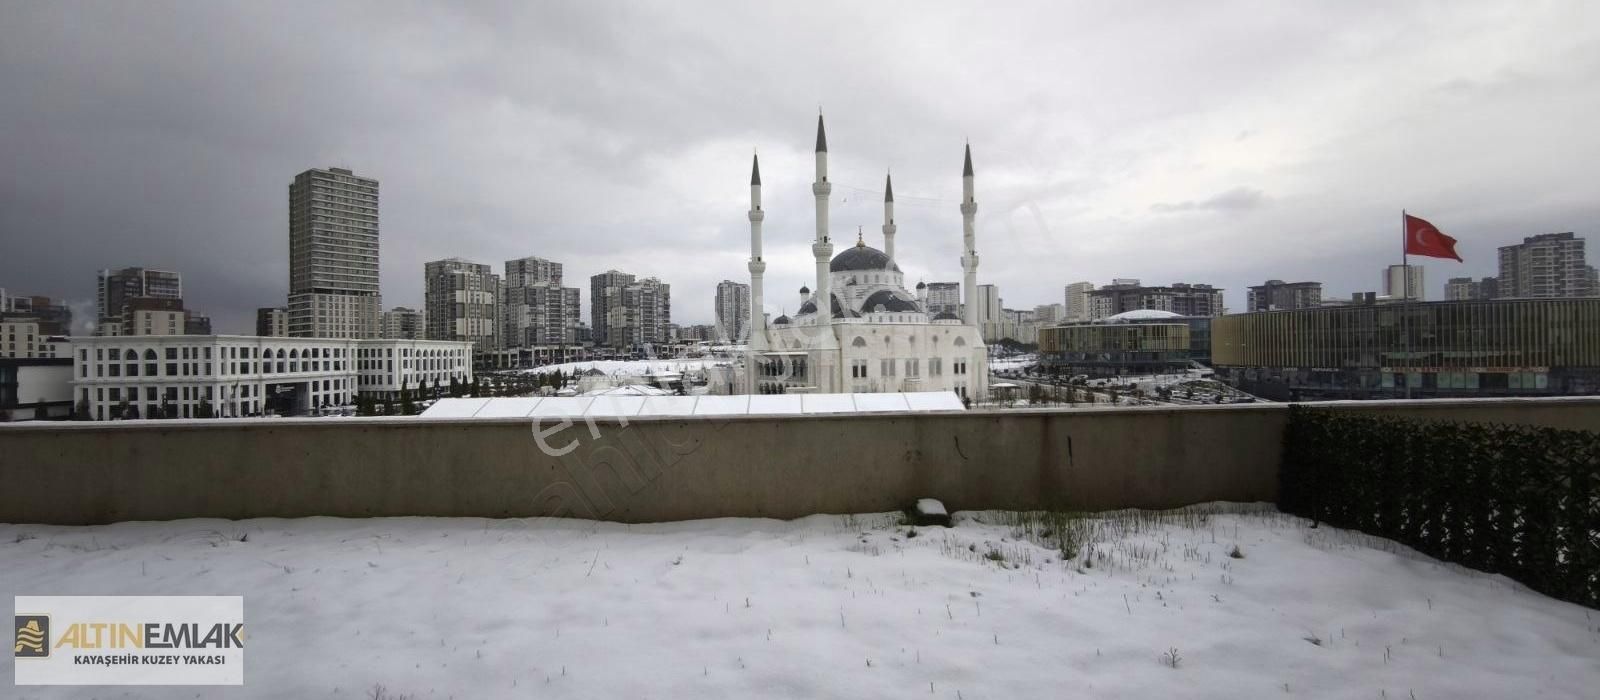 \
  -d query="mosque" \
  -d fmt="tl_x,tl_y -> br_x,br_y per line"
741,115 -> 989,399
